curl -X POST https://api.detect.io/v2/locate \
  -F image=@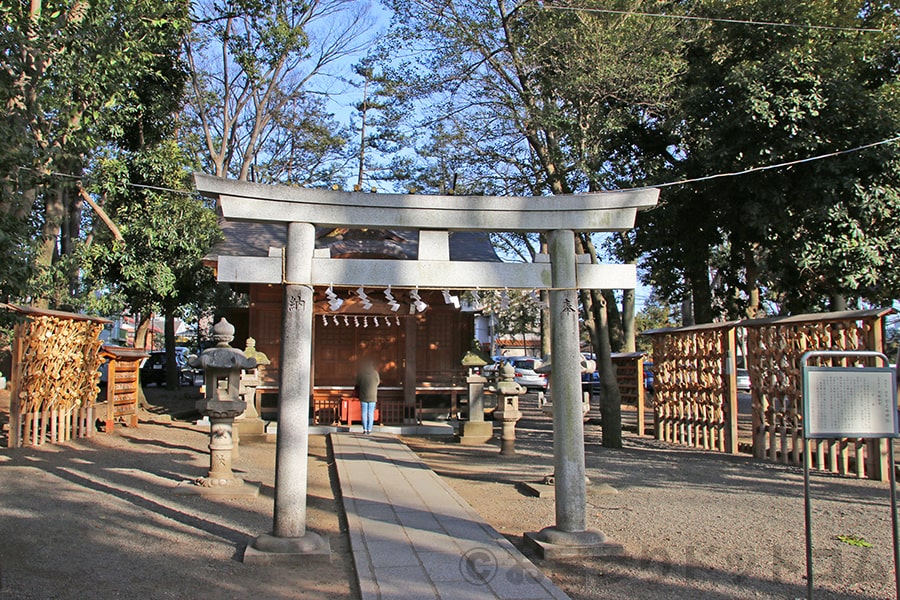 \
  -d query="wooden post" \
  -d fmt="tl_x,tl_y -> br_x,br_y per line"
106,359 -> 117,433
8,322 -> 23,448
723,327 -> 739,454
855,439 -> 865,478
636,356 -> 645,436
867,438 -> 890,482
404,315 -> 417,421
